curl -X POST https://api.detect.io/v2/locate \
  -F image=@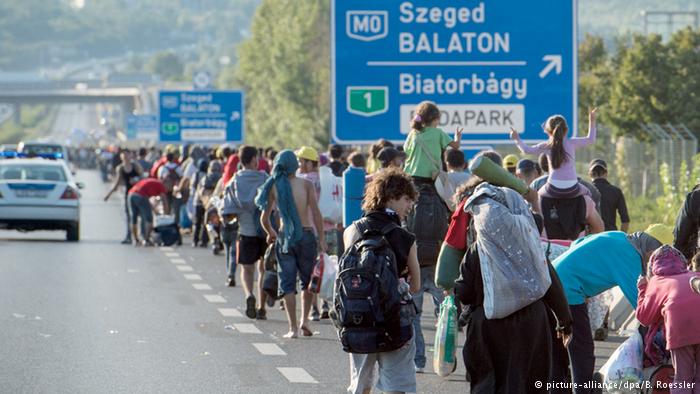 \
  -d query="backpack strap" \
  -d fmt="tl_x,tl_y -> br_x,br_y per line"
354,218 -> 398,239
379,222 -> 399,236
